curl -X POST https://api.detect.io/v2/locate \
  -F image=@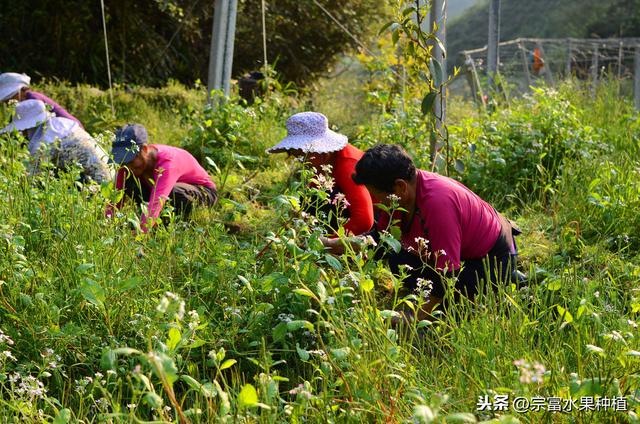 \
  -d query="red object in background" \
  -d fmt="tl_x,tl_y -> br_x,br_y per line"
532,47 -> 544,74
